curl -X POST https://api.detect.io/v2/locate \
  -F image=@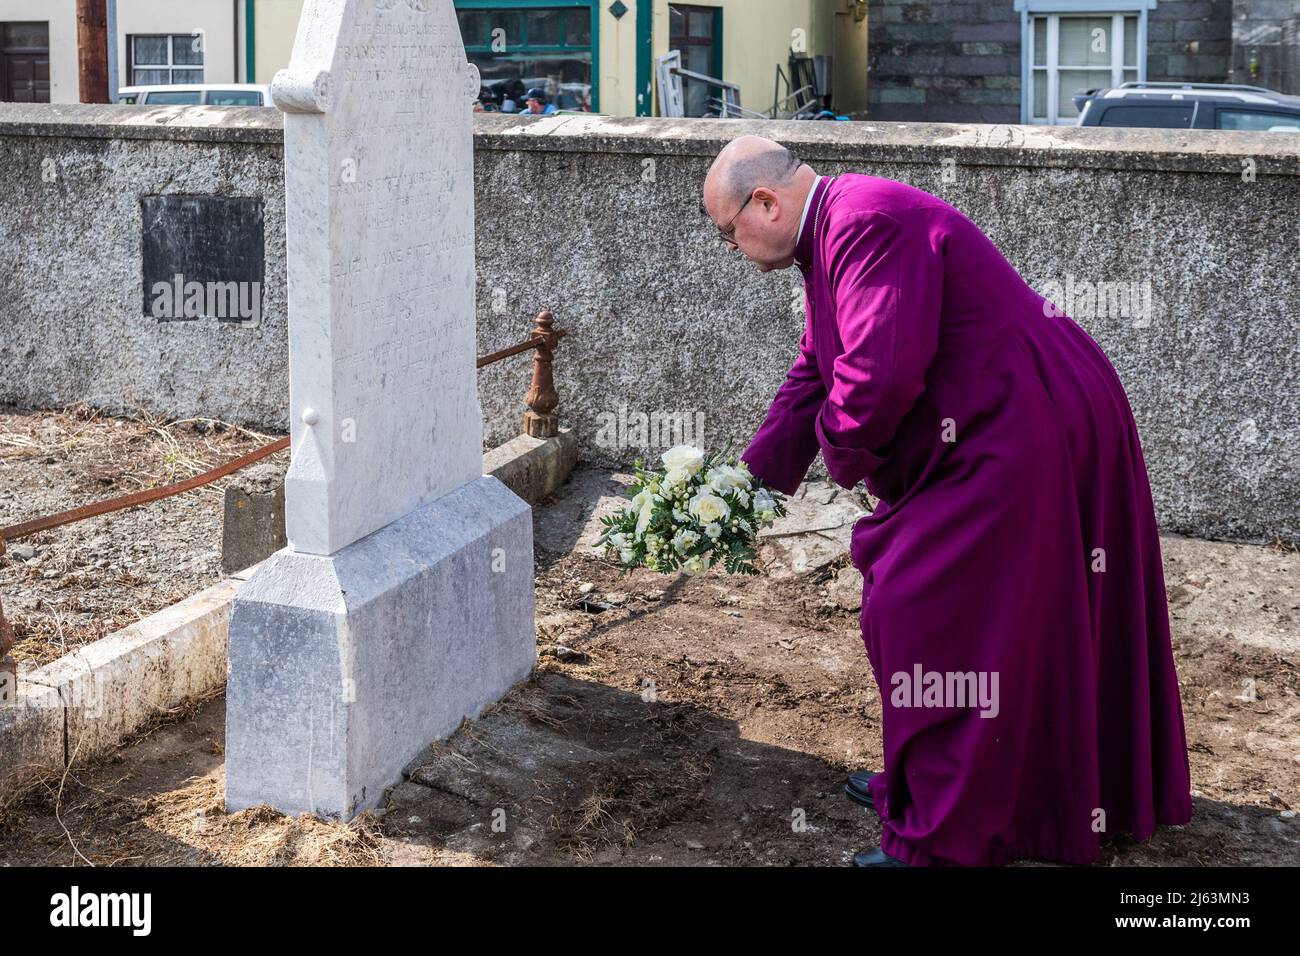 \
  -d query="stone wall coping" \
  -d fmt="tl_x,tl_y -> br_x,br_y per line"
3,104 -> 1298,175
